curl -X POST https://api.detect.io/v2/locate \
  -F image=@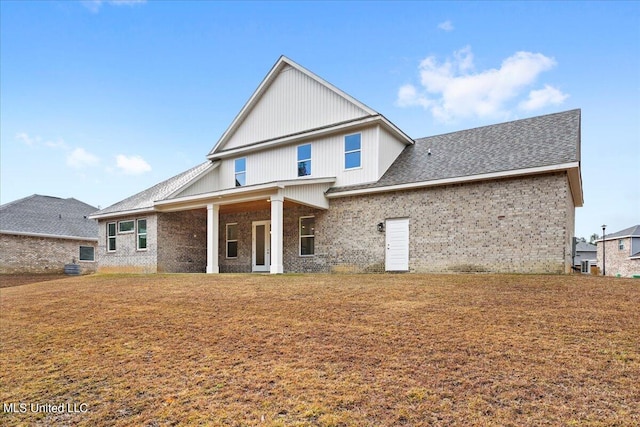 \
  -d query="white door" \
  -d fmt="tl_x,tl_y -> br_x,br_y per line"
252,221 -> 271,272
385,218 -> 409,271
